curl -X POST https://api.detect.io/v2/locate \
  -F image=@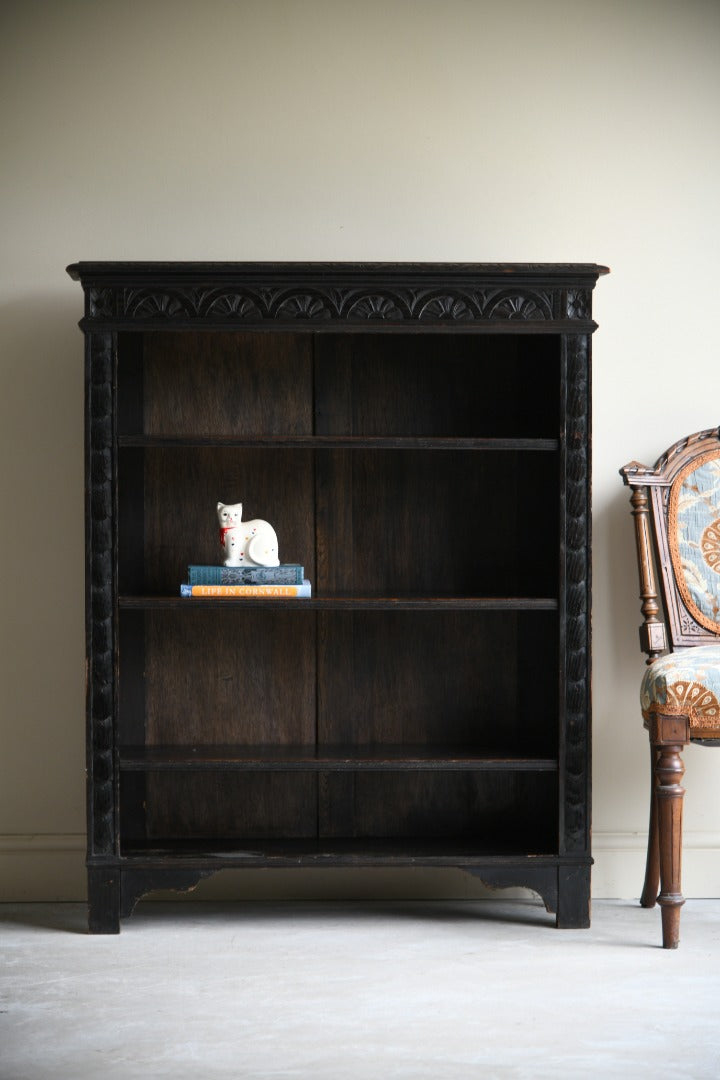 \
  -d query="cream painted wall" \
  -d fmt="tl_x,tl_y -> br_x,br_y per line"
2,0 -> 720,902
